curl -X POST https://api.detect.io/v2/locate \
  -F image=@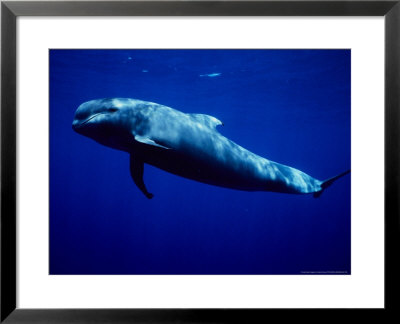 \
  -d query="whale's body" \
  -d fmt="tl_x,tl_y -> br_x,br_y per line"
72,98 -> 349,199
